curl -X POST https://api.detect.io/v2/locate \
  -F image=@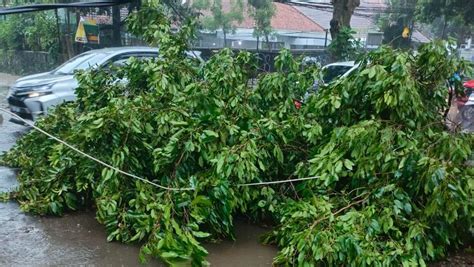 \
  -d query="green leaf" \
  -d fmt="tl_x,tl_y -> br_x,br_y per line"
343,159 -> 354,170
192,231 -> 211,238
216,156 -> 225,173
203,130 -> 219,138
